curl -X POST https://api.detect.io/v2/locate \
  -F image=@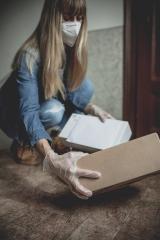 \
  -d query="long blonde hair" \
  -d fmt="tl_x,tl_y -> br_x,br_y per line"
12,0 -> 88,100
